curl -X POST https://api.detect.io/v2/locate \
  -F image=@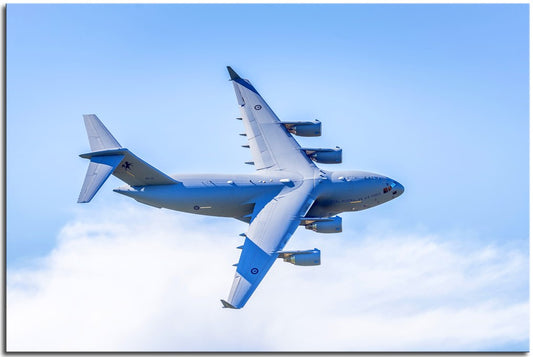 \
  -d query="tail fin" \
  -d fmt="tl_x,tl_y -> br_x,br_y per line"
83,114 -> 122,151
78,114 -> 177,203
